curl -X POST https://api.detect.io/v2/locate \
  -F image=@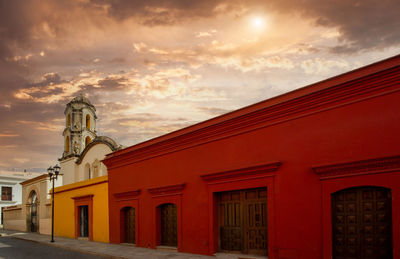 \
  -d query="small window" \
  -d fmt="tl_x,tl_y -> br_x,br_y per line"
86,114 -> 91,129
1,187 -> 12,201
67,113 -> 71,127
65,136 -> 70,152
84,163 -> 91,180
85,136 -> 91,147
